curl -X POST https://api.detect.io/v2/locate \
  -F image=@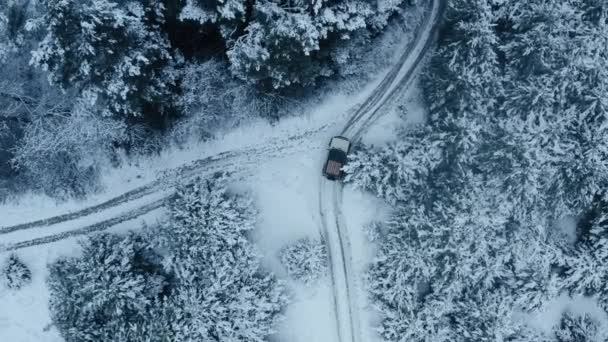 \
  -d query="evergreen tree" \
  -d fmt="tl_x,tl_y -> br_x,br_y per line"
2,253 -> 31,290
179,0 -> 248,40
224,0 -> 404,87
153,172 -> 287,341
48,232 -> 170,342
554,311 -> 608,342
344,126 -> 444,206
227,0 -> 328,88
351,0 -> 608,340
32,0 -> 179,117
48,174 -> 288,341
